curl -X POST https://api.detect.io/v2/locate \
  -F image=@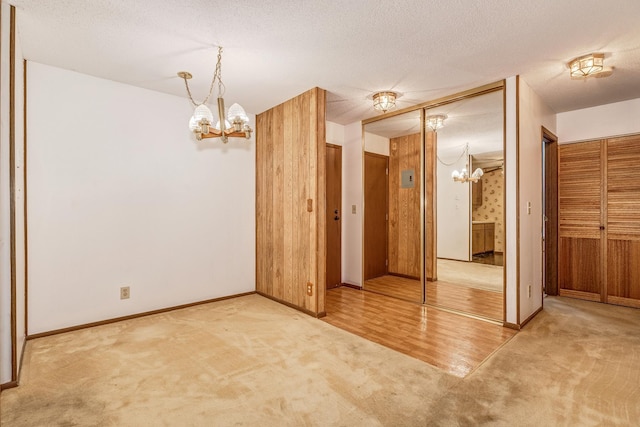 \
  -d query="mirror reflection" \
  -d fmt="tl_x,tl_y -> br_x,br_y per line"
363,111 -> 423,303
428,90 -> 504,320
